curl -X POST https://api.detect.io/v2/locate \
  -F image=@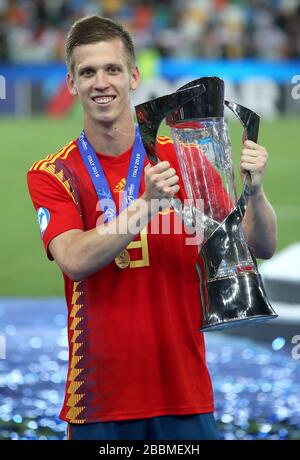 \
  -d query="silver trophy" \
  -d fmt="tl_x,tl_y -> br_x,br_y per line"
135,76 -> 277,332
